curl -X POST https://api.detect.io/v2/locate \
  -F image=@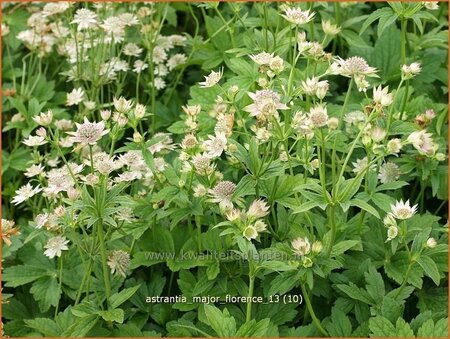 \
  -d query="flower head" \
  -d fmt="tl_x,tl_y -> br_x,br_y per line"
208,181 -> 236,203
386,226 -> 398,241
66,88 -> 85,106
322,20 -> 341,35
390,200 -> 417,220
373,85 -> 393,107
244,90 -> 288,123
71,8 -> 98,30
378,162 -> 400,183
407,130 -> 436,156
243,225 -> 258,241
247,199 -> 270,219
199,68 -> 223,88
331,56 -> 378,78
12,183 -> 42,205
203,133 -> 227,158
292,237 -> 311,256
107,250 -> 130,277
67,117 -> 109,146
282,8 -> 315,25
44,236 -> 69,258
